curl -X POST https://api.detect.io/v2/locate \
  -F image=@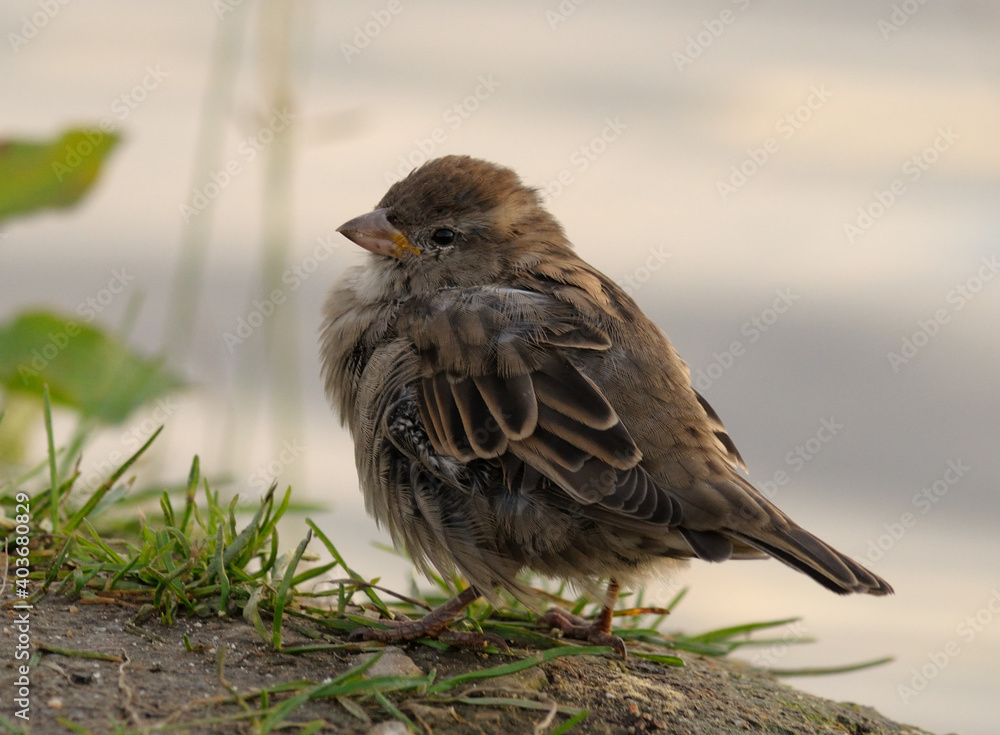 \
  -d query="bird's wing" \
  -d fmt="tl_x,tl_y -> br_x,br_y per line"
398,286 -> 682,528
392,286 -> 892,596
692,390 -> 747,472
